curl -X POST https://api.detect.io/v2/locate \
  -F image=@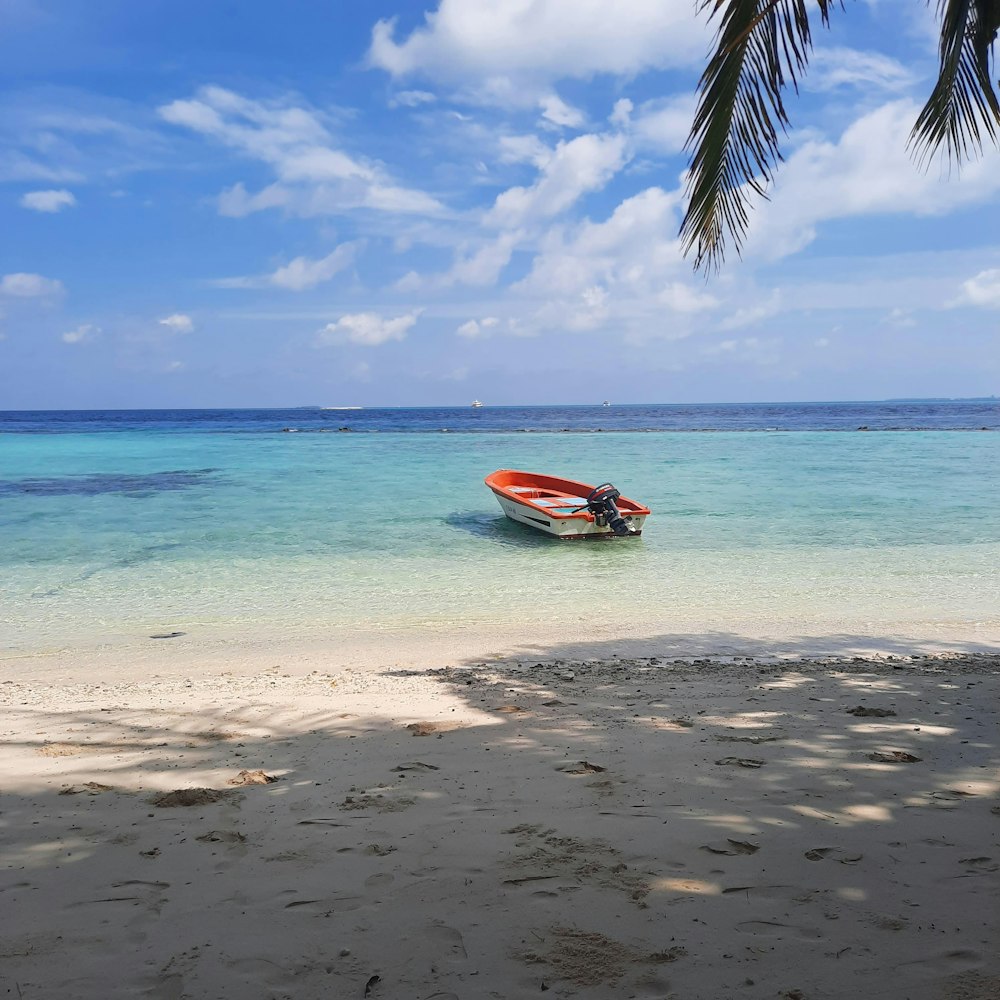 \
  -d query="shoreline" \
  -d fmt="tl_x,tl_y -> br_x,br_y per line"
2,650 -> 998,998
4,619 -> 1000,684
